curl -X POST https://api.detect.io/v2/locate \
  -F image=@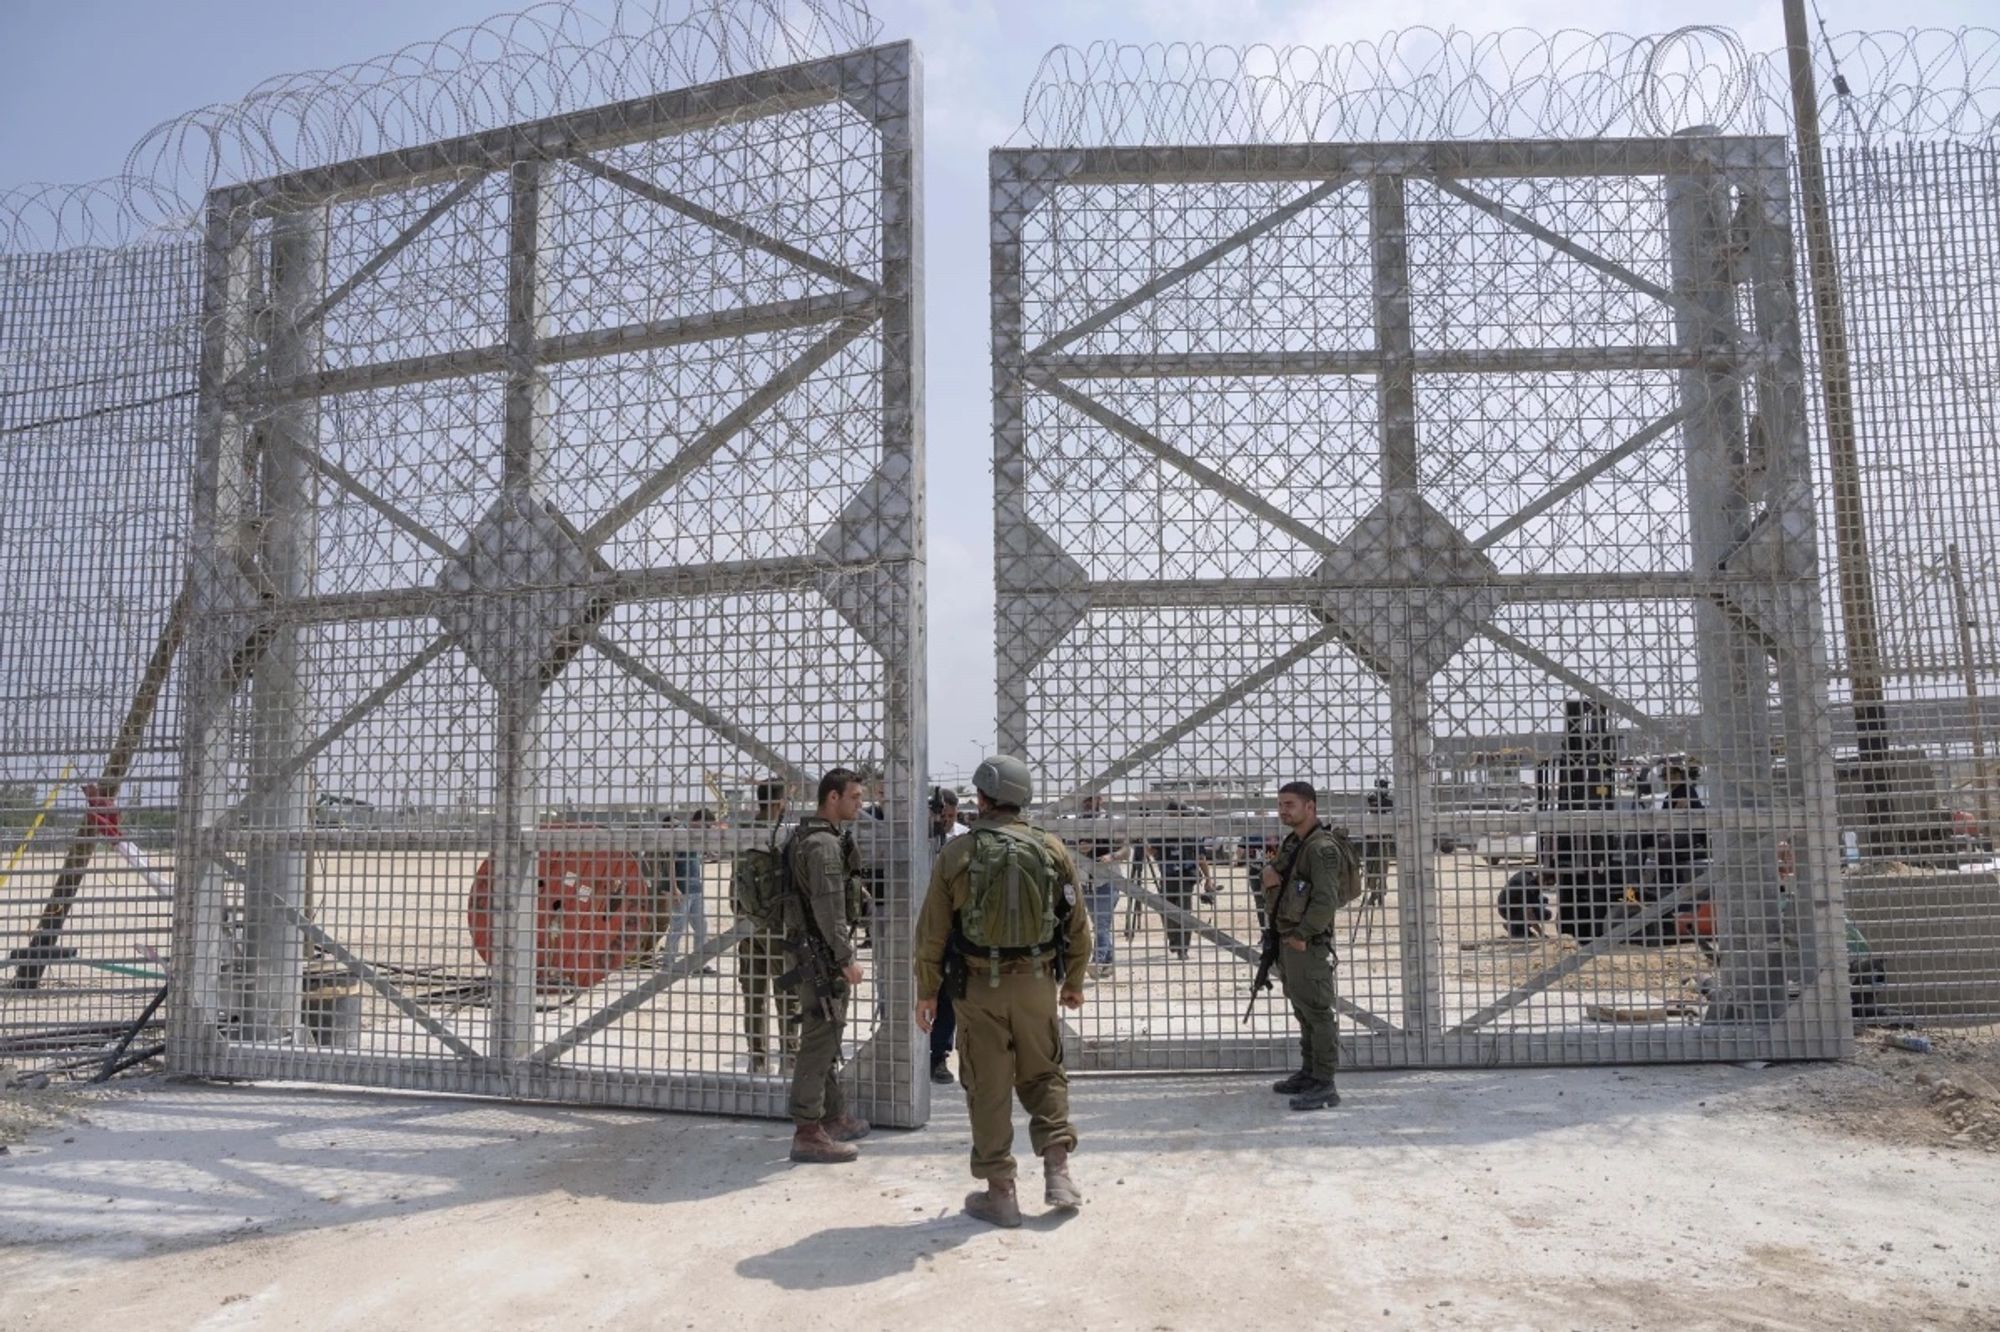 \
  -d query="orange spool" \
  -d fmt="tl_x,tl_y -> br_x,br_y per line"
467,843 -> 650,988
